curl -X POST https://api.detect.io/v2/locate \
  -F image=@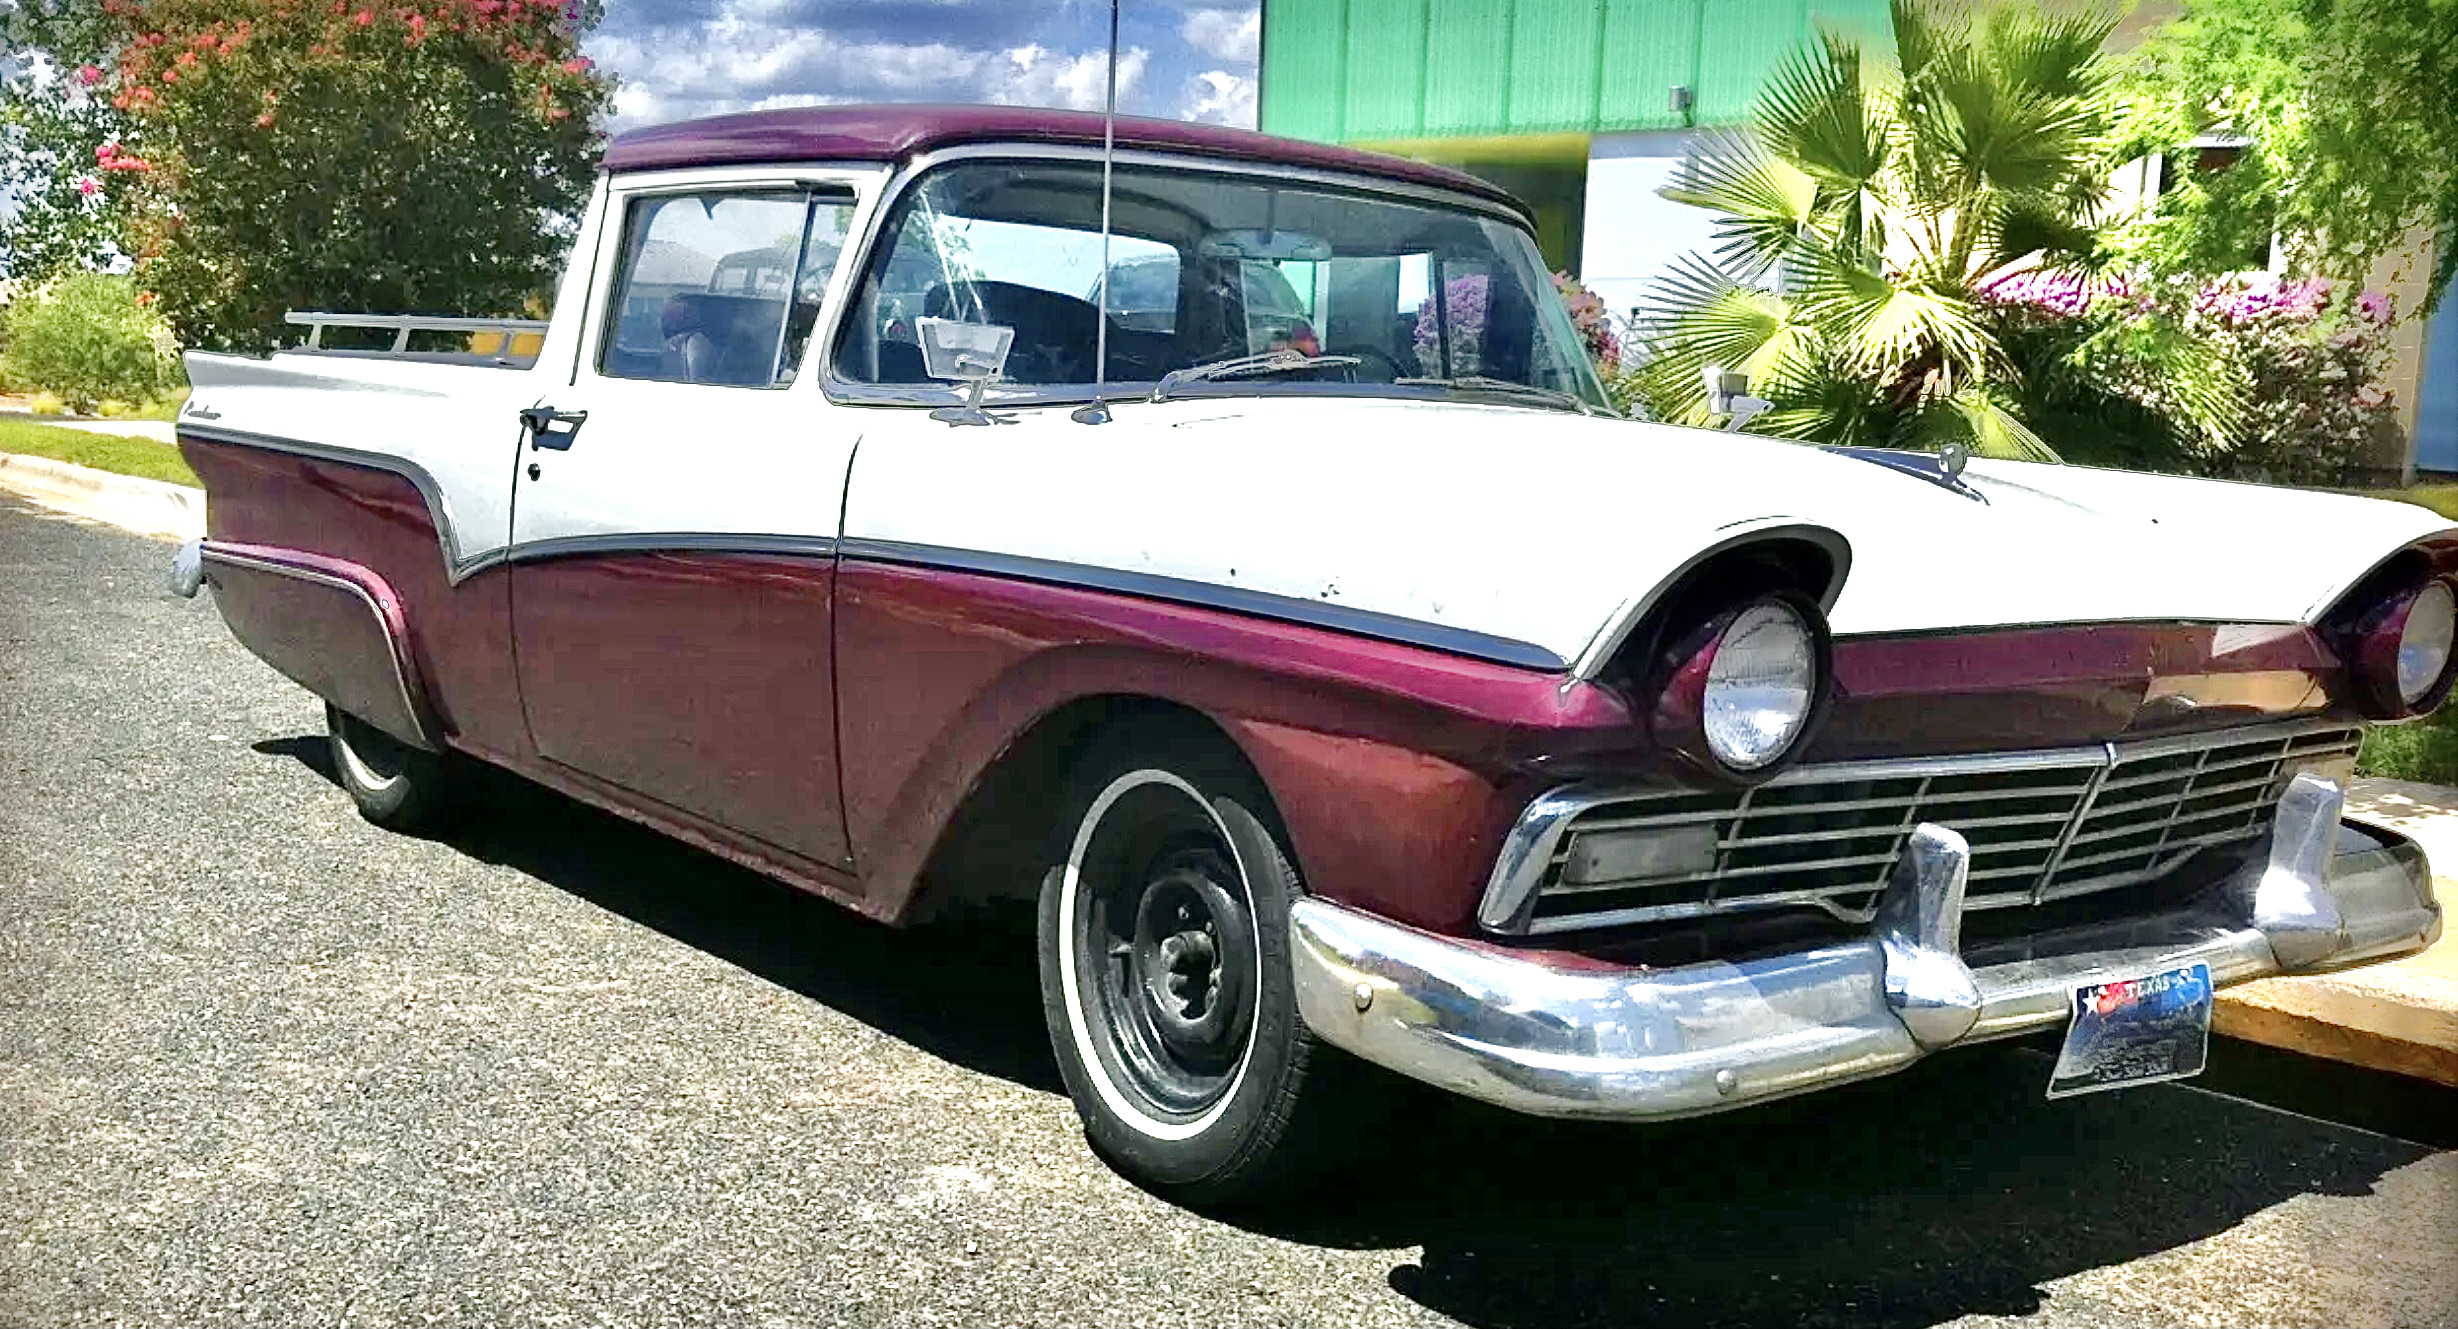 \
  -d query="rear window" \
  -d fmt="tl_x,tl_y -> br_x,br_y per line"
600,189 -> 855,388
